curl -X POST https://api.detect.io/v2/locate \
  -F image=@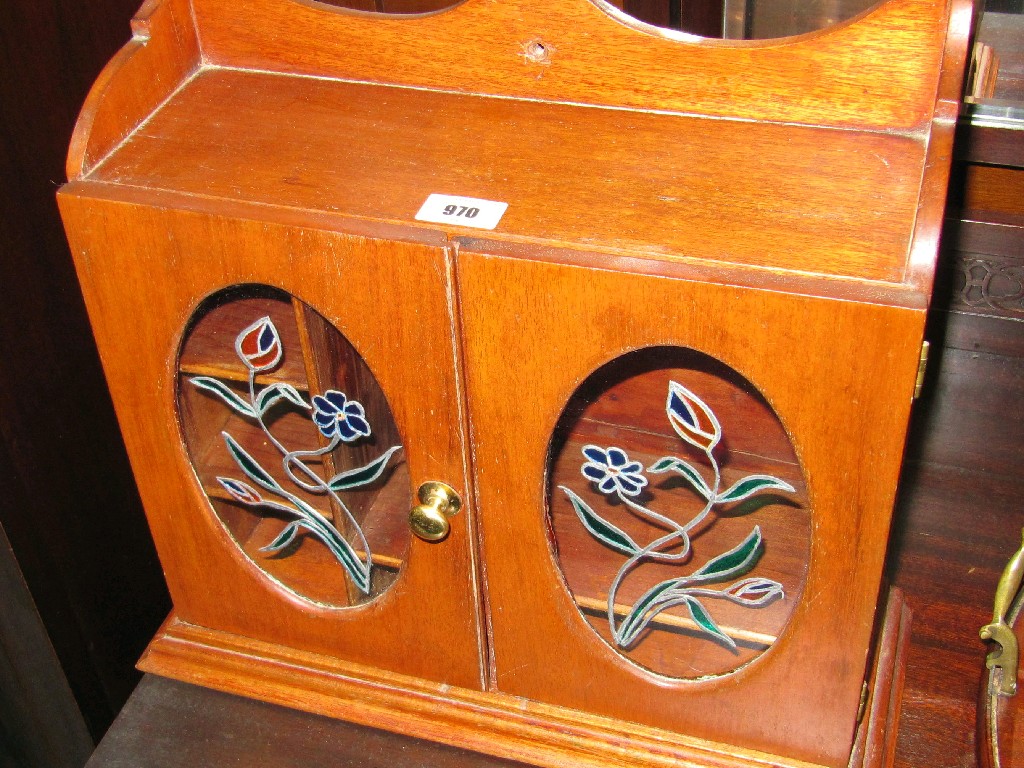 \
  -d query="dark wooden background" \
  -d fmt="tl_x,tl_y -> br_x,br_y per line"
0,1 -> 171,765
1,2 -> 1021,767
